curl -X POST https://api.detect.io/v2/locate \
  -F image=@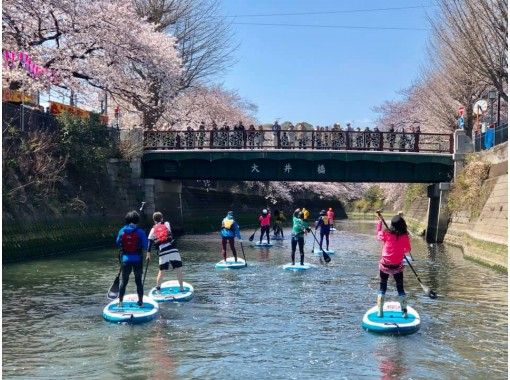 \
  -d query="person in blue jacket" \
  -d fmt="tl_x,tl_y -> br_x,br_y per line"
220,211 -> 242,262
315,209 -> 332,251
116,210 -> 149,308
